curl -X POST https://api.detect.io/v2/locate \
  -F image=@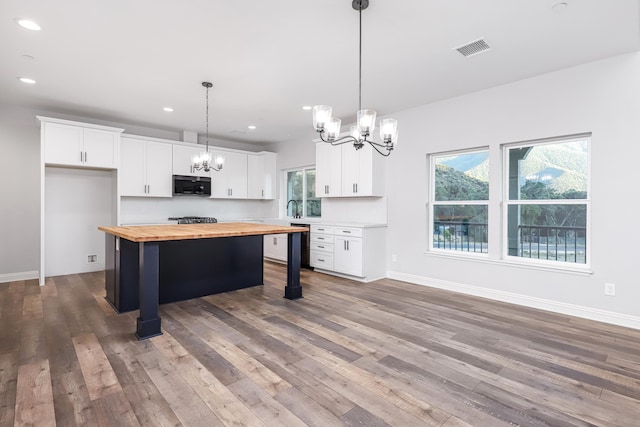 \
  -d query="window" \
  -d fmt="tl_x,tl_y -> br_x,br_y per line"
285,167 -> 321,218
429,149 -> 489,254
504,136 -> 589,265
